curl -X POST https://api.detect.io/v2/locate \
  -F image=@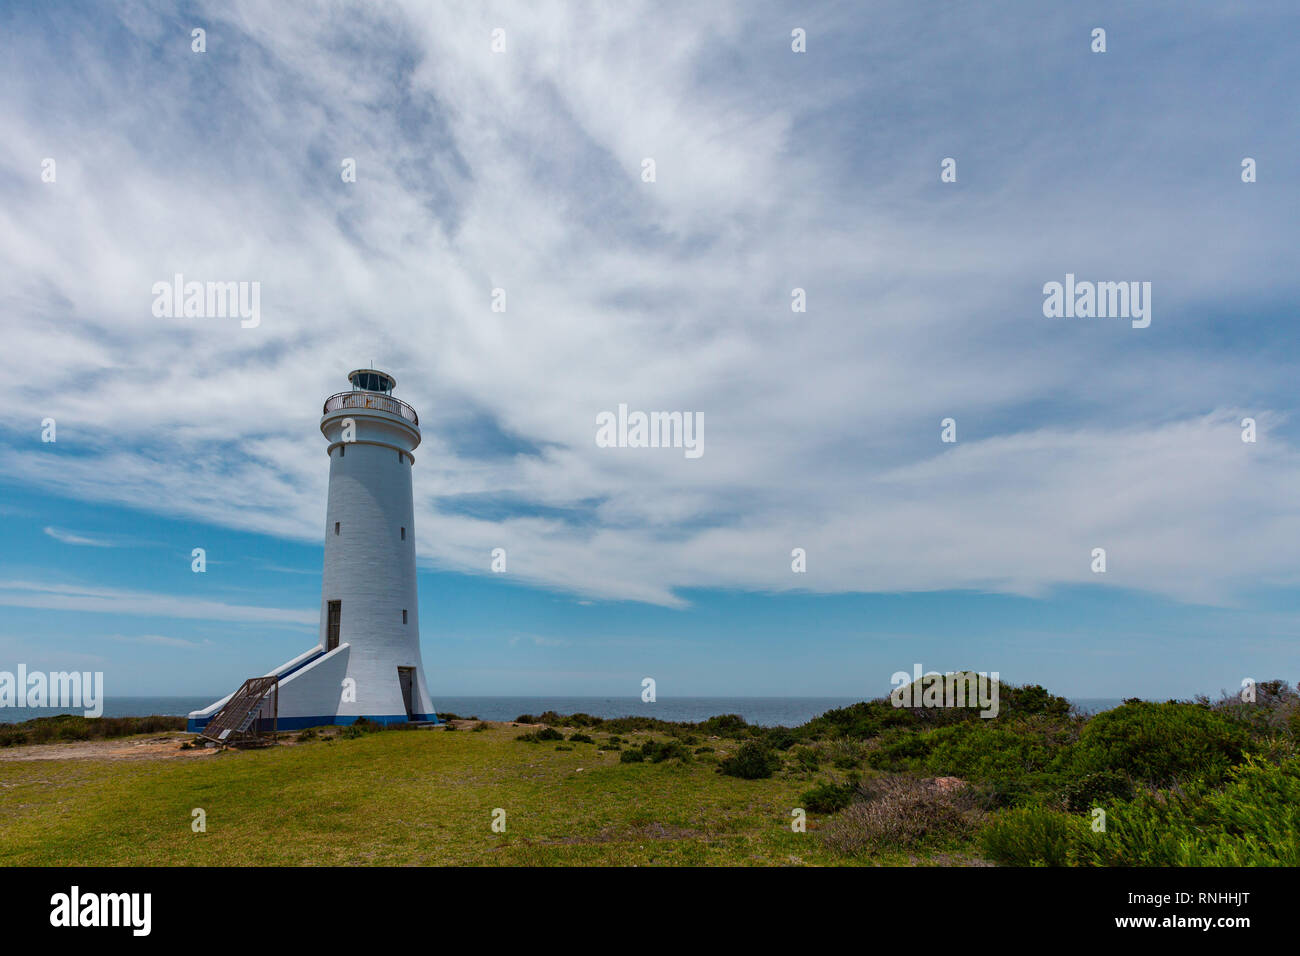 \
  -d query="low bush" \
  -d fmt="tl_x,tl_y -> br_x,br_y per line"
827,738 -> 871,770
697,714 -> 751,737
619,739 -> 691,763
822,775 -> 980,853
515,727 -> 565,743
340,718 -> 382,739
1062,701 -> 1249,788
0,714 -> 186,748
981,756 -> 1300,866
718,742 -> 780,779
1057,768 -> 1133,812
643,739 -> 691,763
1074,756 -> 1300,866
764,729 -> 798,751
866,728 -> 931,770
801,776 -> 859,814
1209,681 -> 1300,766
921,721 -> 1072,783
980,806 -> 1085,866
790,746 -> 821,771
